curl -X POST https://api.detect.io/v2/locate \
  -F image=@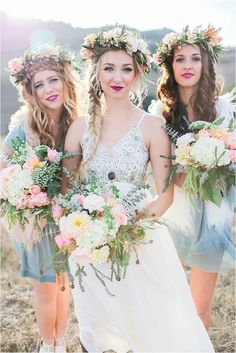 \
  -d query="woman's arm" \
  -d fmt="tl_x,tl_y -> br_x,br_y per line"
141,116 -> 174,219
61,117 -> 87,194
